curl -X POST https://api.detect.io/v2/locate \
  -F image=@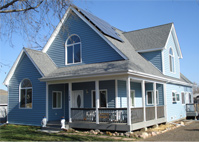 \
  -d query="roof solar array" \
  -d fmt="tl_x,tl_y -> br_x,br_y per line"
78,8 -> 123,42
